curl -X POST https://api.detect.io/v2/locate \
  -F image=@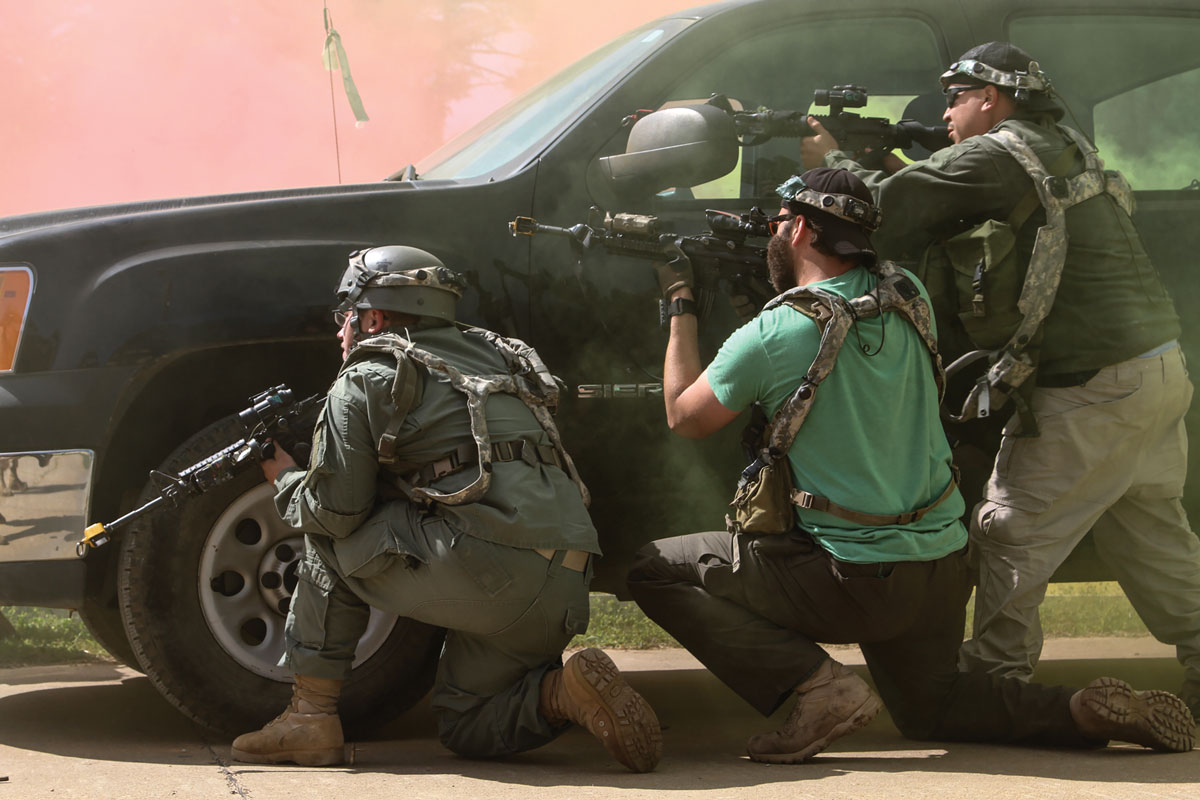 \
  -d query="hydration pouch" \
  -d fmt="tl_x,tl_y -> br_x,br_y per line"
928,218 -> 1024,352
